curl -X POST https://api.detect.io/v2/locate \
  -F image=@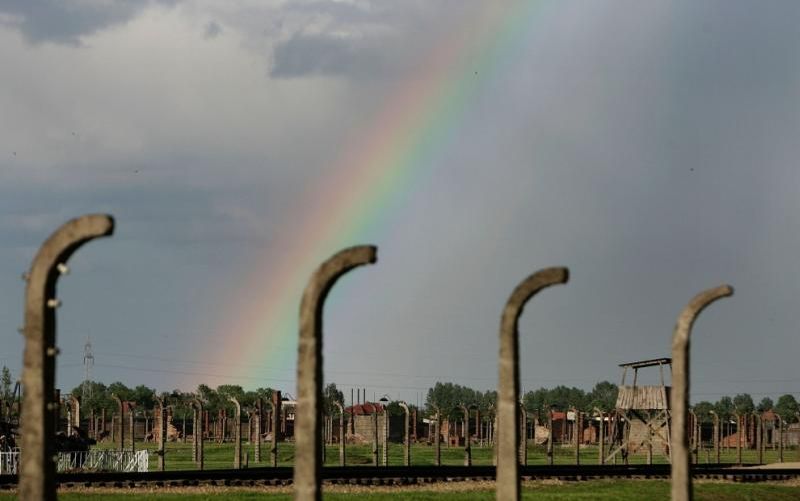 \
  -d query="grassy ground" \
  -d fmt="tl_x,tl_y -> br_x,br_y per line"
2,479 -> 800,499
92,439 -> 798,470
